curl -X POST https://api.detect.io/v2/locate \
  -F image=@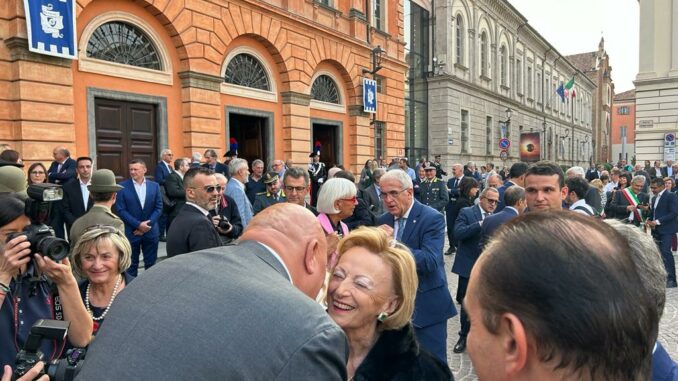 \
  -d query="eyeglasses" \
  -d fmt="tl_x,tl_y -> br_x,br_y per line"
30,171 -> 45,175
284,185 -> 307,193
340,196 -> 358,203
379,189 -> 408,200
482,198 -> 499,204
190,185 -> 223,193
